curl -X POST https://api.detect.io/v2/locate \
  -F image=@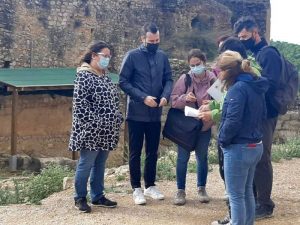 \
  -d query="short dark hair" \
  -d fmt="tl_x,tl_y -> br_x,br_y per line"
187,49 -> 207,63
218,37 -> 247,59
142,22 -> 159,35
233,16 -> 258,35
80,40 -> 111,64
